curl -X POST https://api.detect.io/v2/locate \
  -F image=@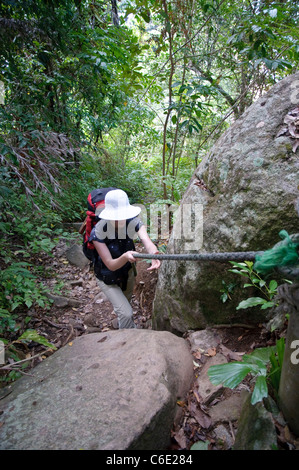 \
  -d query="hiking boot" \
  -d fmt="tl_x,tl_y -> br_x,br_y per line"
111,318 -> 119,329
